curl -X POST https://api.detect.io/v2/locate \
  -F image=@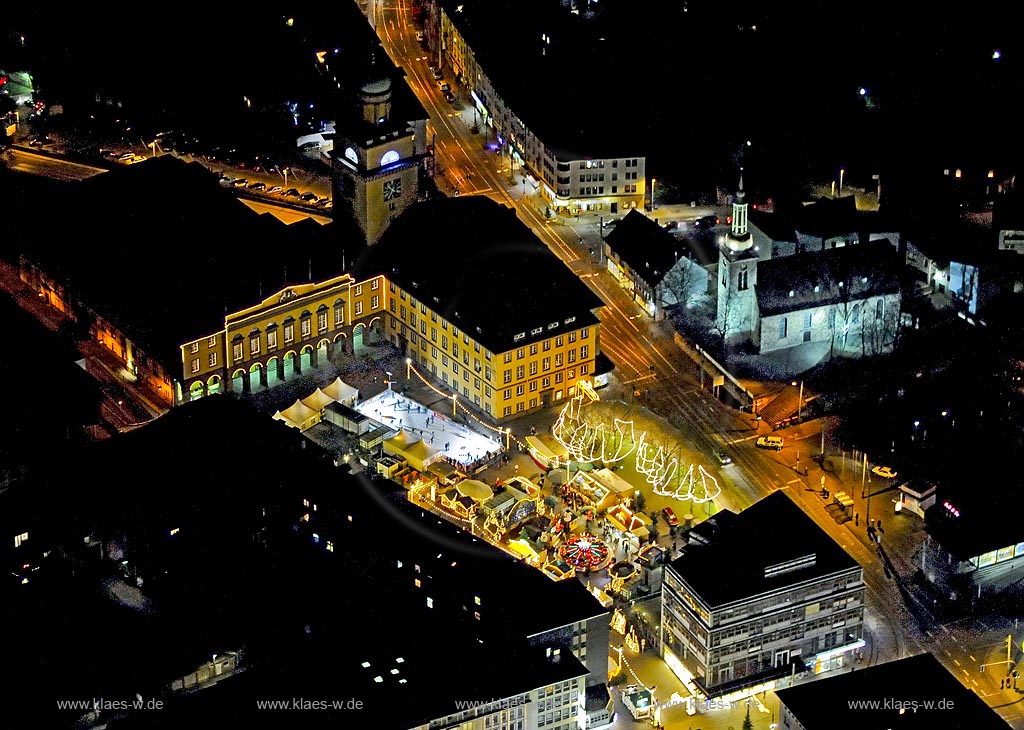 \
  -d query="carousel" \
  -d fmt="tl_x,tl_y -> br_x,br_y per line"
558,532 -> 611,572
